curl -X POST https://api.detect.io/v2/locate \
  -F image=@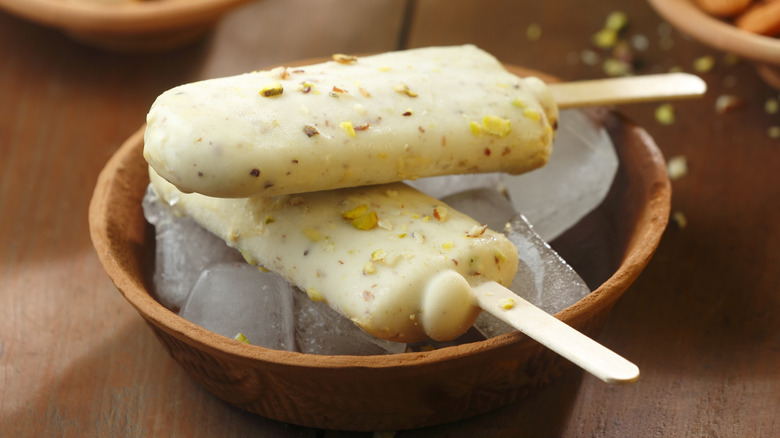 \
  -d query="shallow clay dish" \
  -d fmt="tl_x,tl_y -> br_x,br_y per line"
649,0 -> 780,89
0,0 -> 254,51
89,64 -> 671,431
